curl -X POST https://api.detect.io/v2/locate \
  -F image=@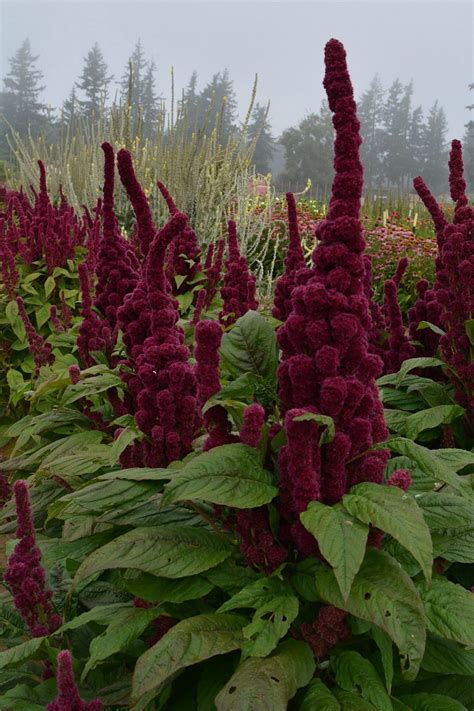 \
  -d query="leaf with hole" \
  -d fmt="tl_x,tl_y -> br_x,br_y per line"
315,548 -> 426,680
